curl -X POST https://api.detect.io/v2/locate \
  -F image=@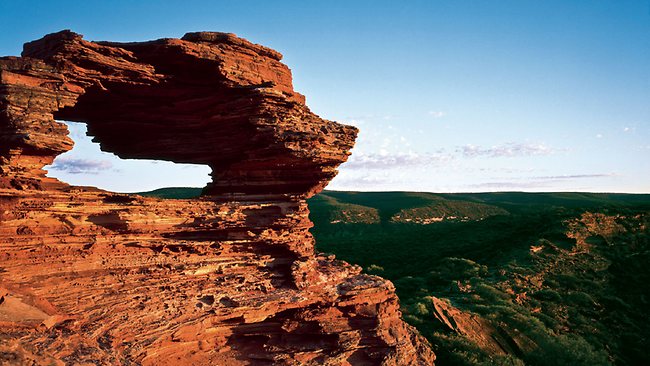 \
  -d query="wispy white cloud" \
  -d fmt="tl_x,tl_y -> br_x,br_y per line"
428,110 -> 446,118
340,115 -> 396,126
343,151 -> 452,170
468,181 -> 551,189
48,158 -> 113,174
343,142 -> 565,172
457,142 -> 563,158
330,174 -> 393,188
531,173 -> 616,180
466,173 -> 616,190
